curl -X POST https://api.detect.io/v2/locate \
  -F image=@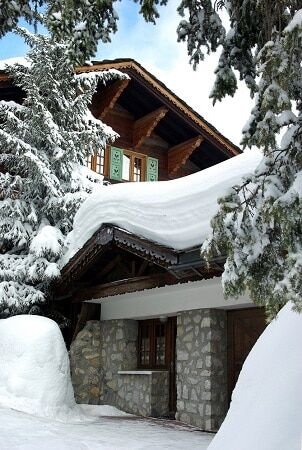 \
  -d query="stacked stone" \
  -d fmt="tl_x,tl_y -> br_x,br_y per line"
69,320 -> 101,404
176,308 -> 228,431
117,371 -> 169,417
100,319 -> 138,406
